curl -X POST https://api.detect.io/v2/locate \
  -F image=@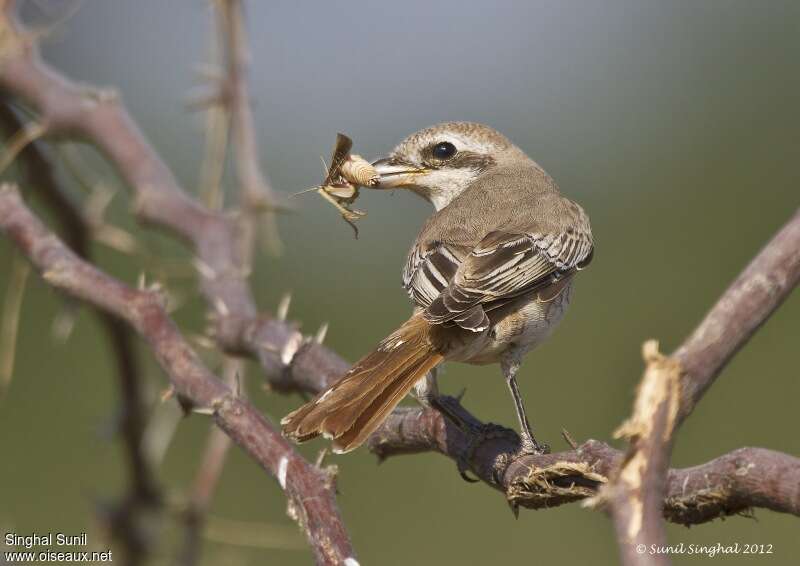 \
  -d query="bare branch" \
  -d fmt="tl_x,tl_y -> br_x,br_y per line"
674,208 -> 800,422
217,0 -> 282,255
0,186 -> 355,565
0,0 -> 298,401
